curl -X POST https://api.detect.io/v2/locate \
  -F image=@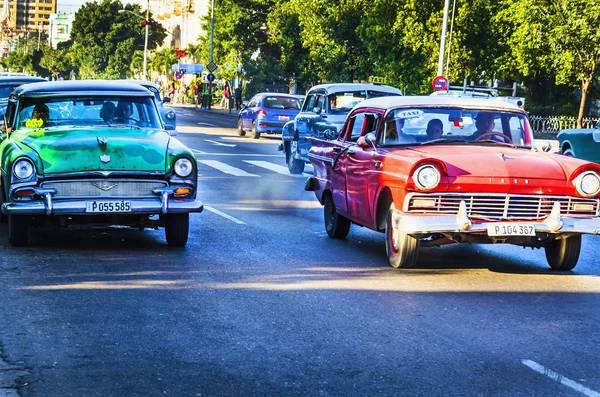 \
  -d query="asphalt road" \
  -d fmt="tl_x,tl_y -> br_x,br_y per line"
0,106 -> 599,397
